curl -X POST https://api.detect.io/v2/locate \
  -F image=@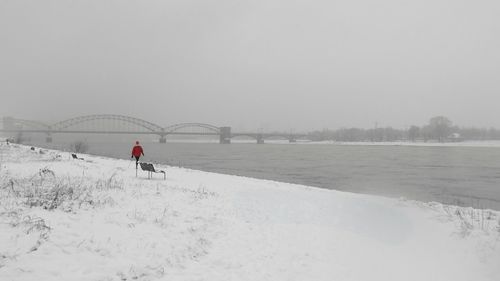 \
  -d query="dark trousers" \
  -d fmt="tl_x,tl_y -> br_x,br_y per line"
134,156 -> 140,168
